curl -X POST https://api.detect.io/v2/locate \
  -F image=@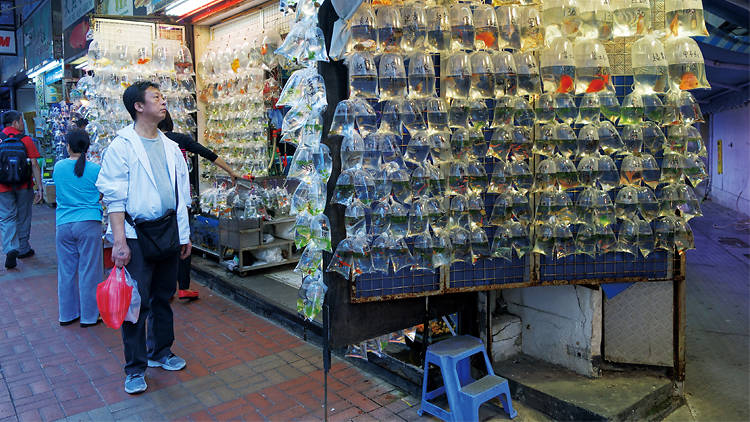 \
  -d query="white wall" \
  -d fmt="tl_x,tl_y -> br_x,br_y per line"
503,285 -> 602,377
709,105 -> 750,214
